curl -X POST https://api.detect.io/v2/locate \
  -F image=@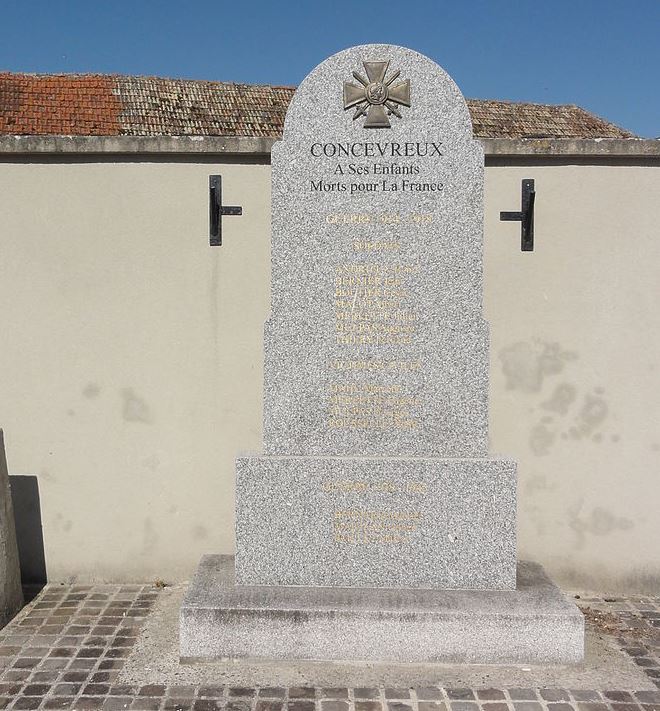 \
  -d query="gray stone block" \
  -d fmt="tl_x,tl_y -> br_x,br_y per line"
263,44 -> 489,459
233,46 -> 520,593
0,430 -> 23,627
180,555 -> 584,664
236,456 -> 516,590
263,319 -> 490,458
